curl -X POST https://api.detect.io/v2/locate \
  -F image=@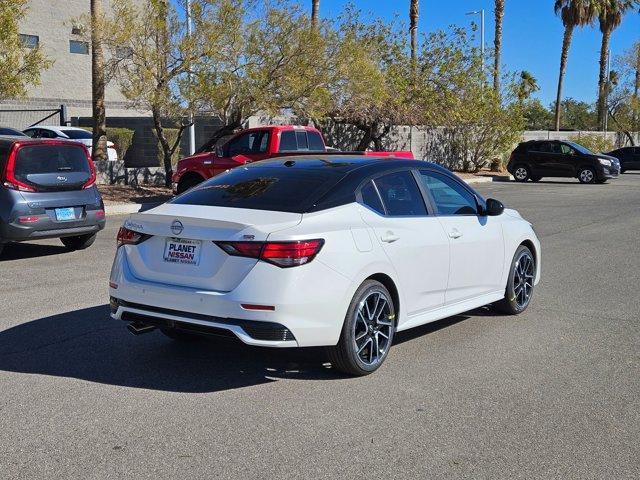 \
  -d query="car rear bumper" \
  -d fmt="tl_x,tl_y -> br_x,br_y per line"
108,247 -> 354,347
0,210 -> 105,241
